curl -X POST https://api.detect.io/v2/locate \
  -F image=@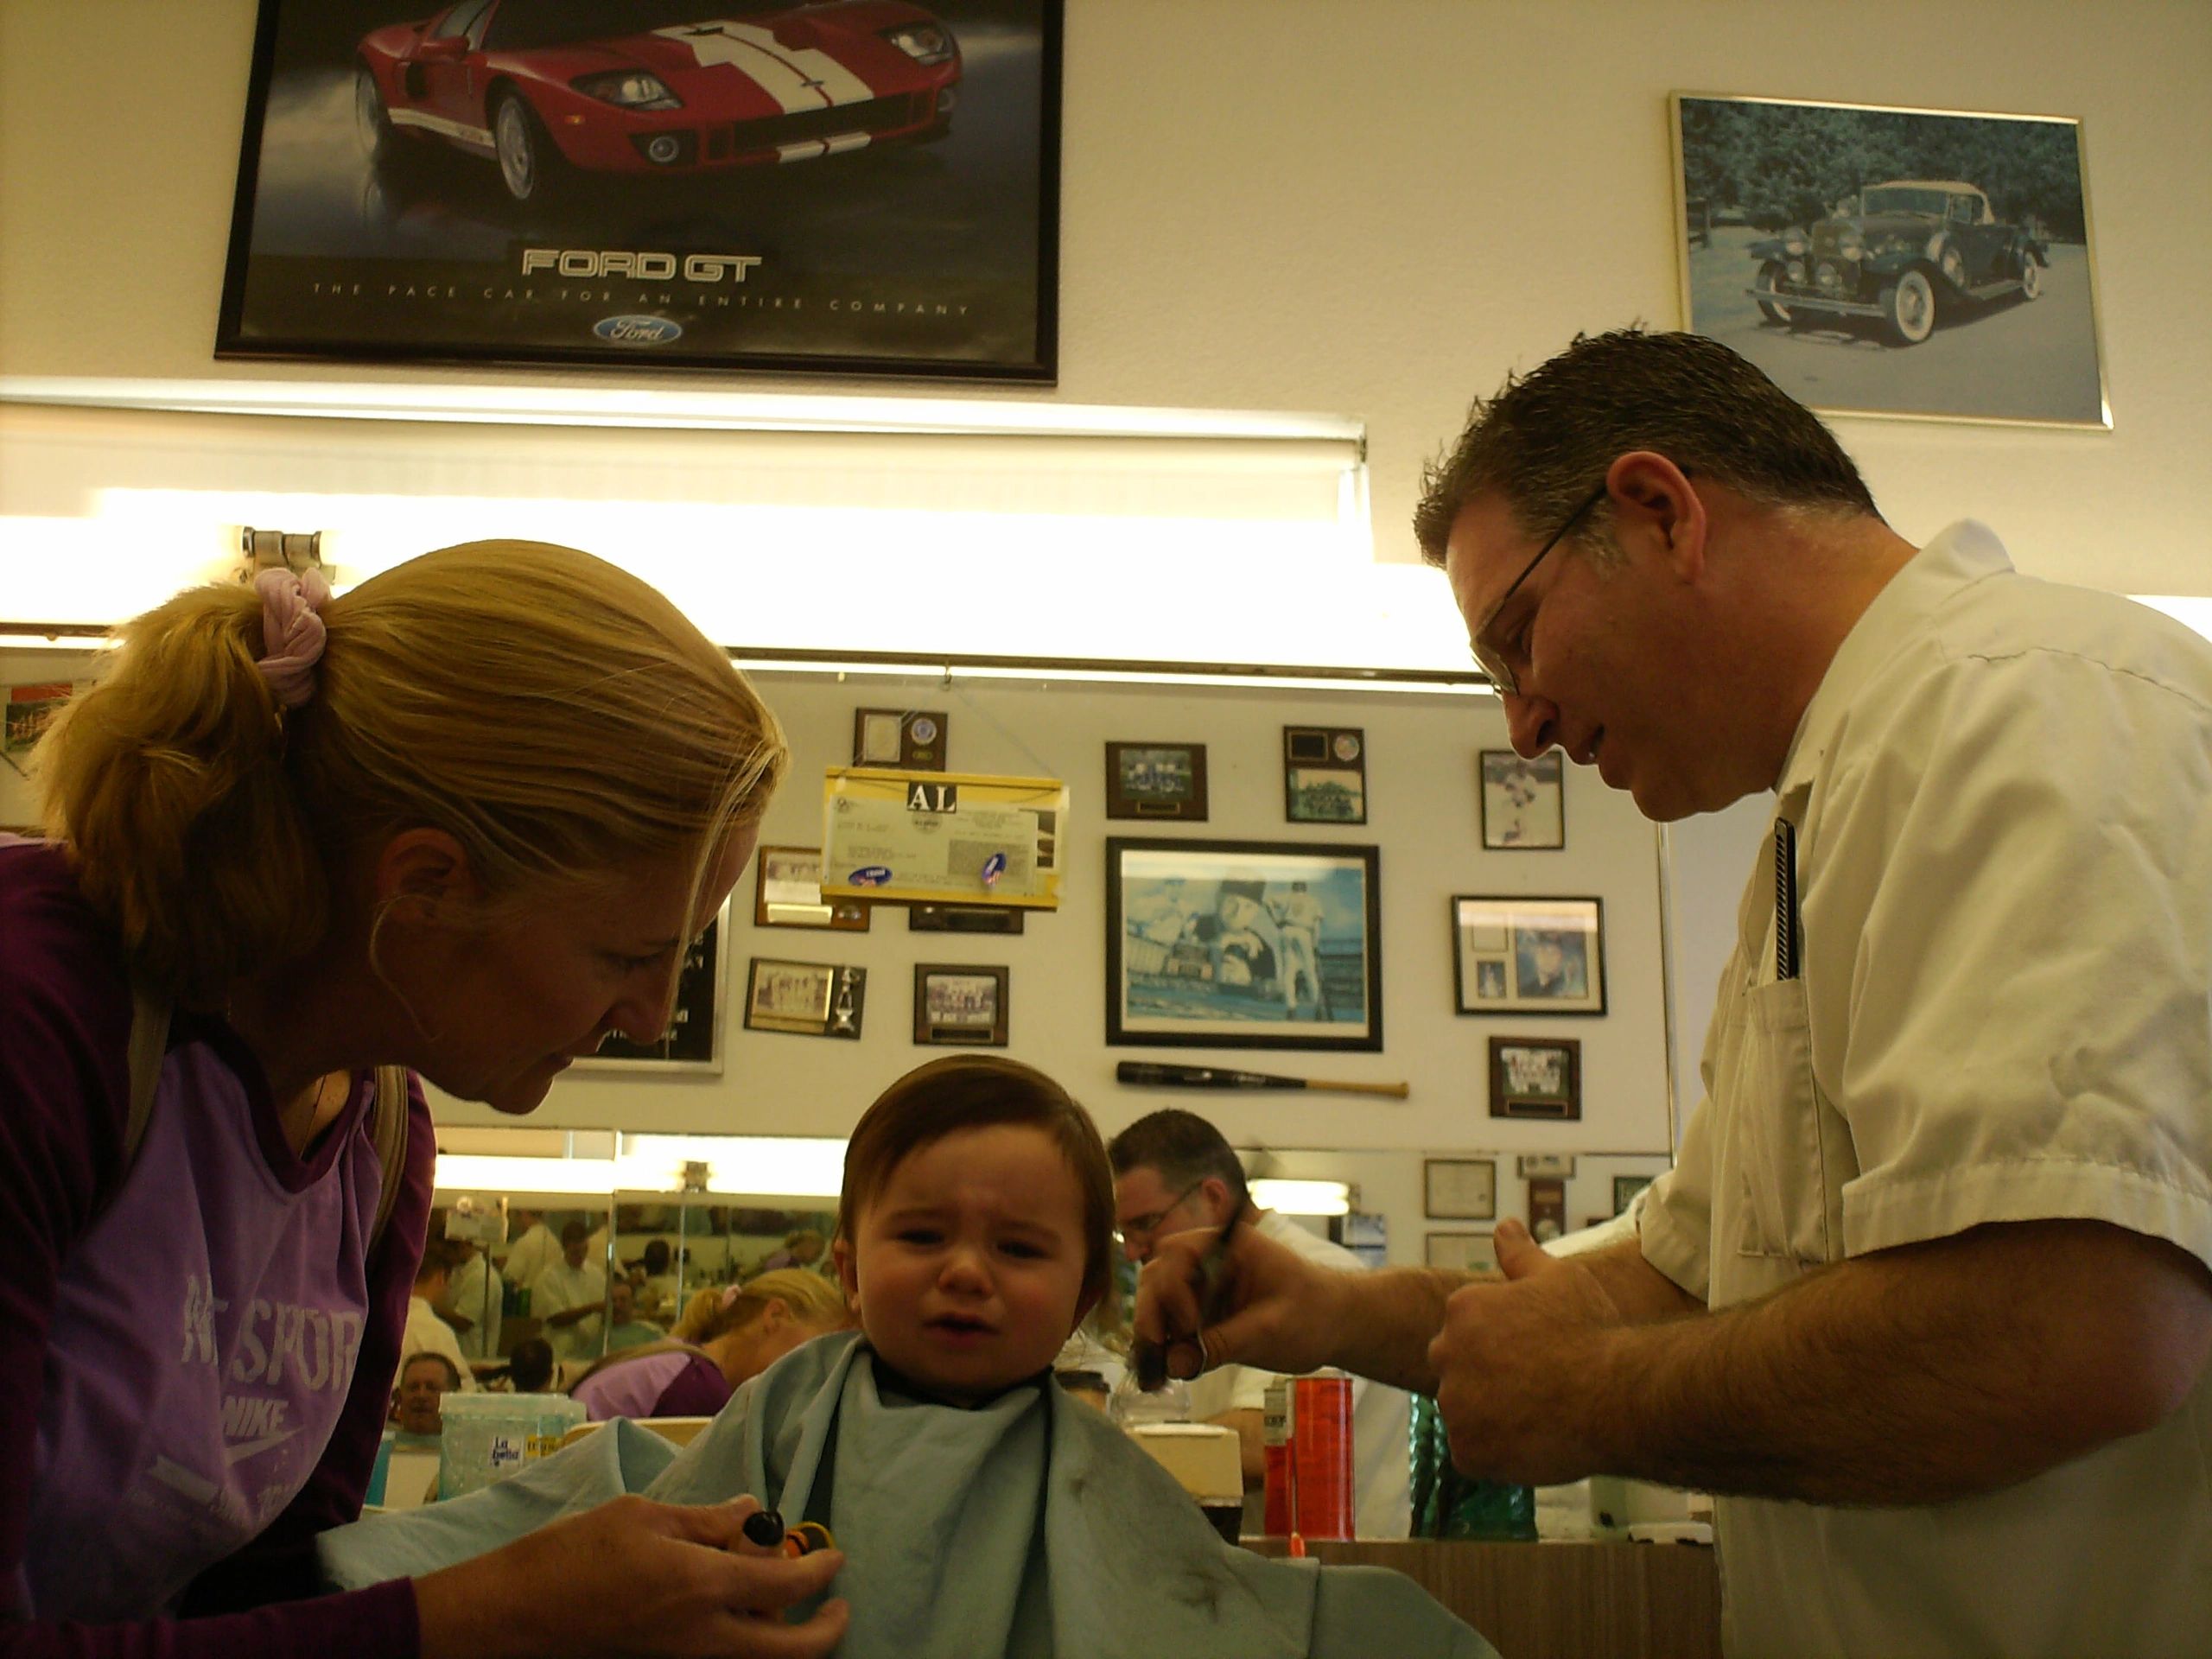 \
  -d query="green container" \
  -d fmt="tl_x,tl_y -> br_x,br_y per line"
1408,1395 -> 1536,1541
